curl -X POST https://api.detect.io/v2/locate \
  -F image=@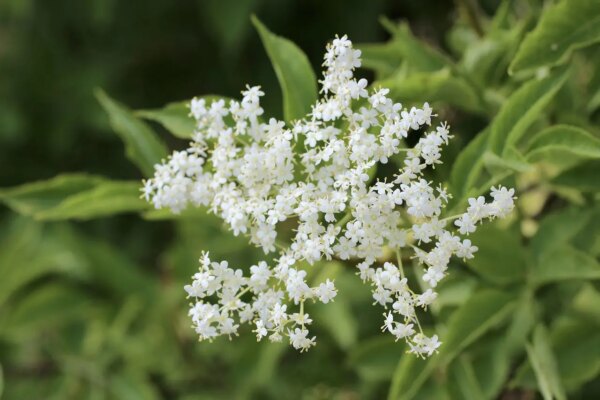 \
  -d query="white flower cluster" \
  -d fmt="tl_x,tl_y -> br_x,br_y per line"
184,252 -> 334,352
143,35 -> 516,355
